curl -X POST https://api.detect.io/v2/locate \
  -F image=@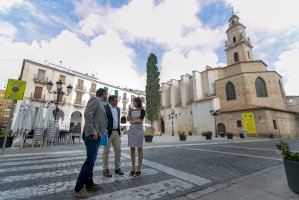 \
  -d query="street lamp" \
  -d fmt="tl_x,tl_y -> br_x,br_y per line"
46,80 -> 73,120
168,109 -> 177,136
210,109 -> 220,137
